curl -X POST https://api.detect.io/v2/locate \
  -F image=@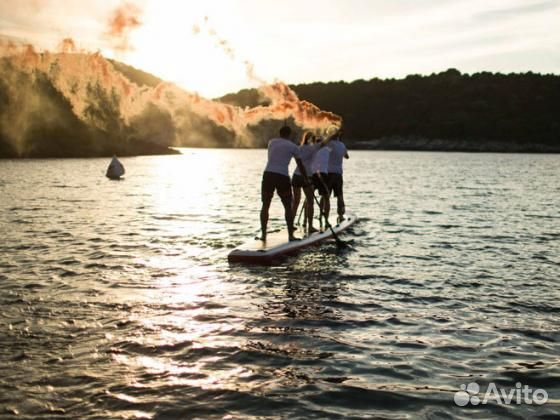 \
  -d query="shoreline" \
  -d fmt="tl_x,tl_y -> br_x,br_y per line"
345,137 -> 560,153
1,139 -> 559,158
